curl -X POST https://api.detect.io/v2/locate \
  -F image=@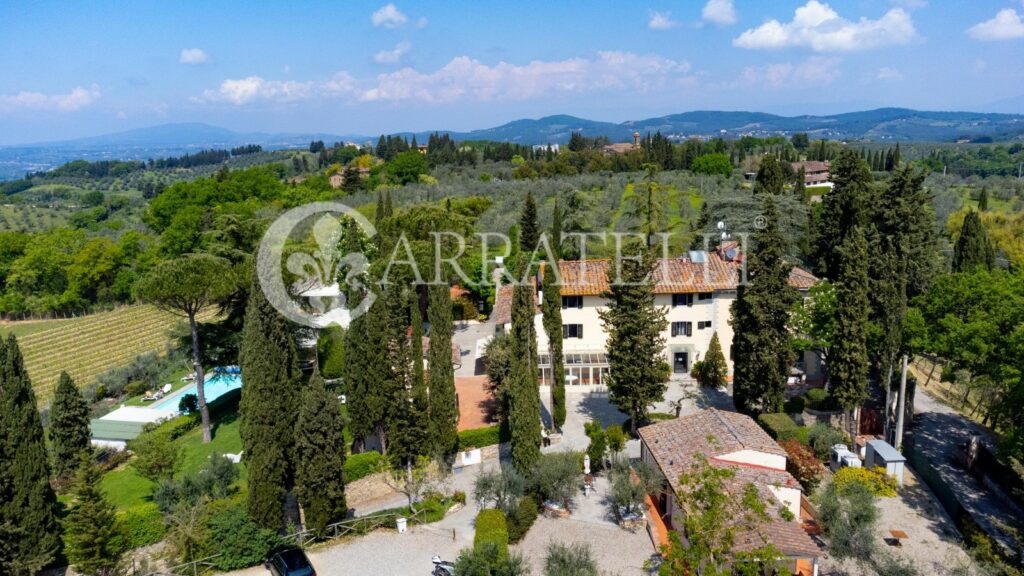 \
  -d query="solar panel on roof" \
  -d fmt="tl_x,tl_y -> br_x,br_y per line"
688,250 -> 708,263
